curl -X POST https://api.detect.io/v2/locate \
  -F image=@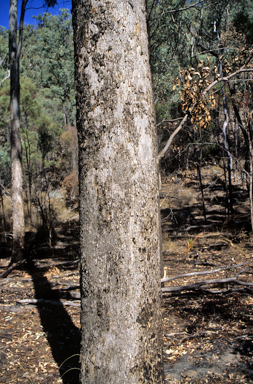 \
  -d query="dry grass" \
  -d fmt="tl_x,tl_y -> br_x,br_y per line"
0,190 -> 78,235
